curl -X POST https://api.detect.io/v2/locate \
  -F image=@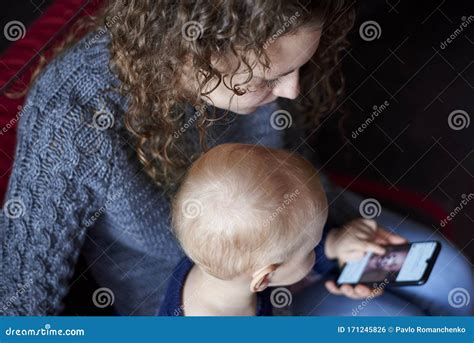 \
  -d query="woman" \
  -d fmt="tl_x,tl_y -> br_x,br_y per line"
1,0 -> 471,316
